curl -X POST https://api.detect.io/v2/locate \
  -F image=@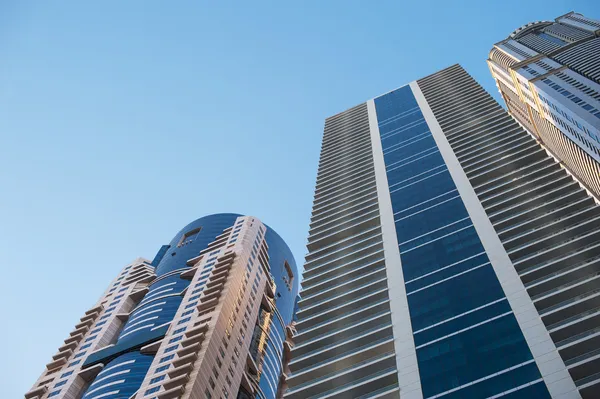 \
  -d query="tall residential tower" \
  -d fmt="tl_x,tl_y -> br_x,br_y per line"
26,214 -> 299,399
286,65 -> 600,399
488,11 -> 600,198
